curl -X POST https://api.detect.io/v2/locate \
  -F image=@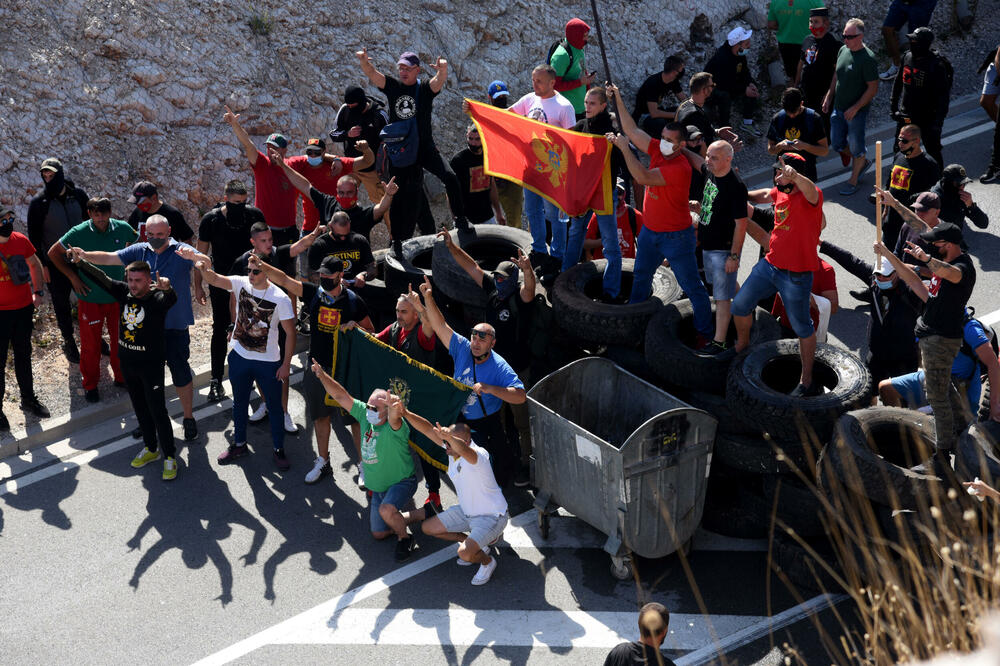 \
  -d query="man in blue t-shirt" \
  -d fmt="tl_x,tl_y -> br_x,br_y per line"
406,277 -> 526,487
69,214 -> 211,440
